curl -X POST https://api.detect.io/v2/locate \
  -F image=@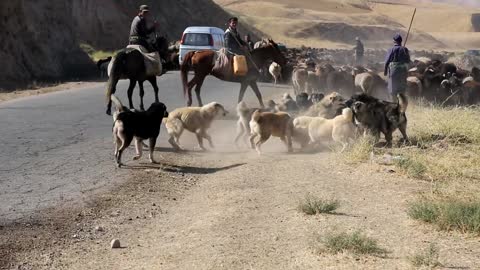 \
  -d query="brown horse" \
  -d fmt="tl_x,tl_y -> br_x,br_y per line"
180,39 -> 287,107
